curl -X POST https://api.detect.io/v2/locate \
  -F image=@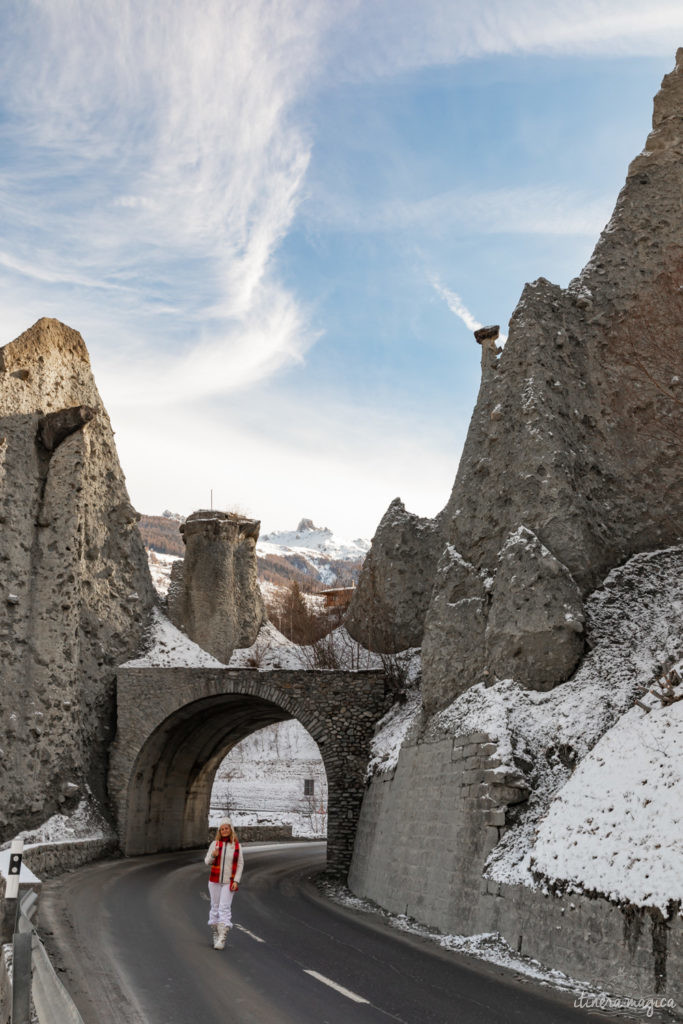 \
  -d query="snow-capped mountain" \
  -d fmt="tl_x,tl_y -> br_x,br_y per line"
142,515 -> 369,593
258,518 -> 369,586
